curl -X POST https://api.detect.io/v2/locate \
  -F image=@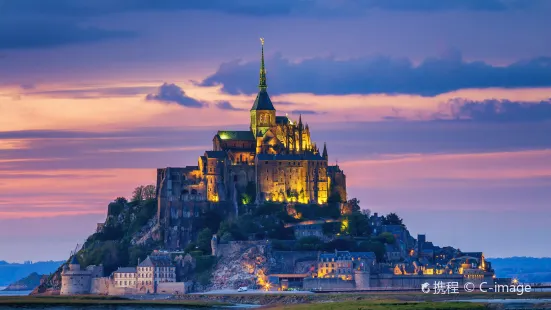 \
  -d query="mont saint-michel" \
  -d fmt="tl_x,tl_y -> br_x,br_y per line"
23,41 -> 508,301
